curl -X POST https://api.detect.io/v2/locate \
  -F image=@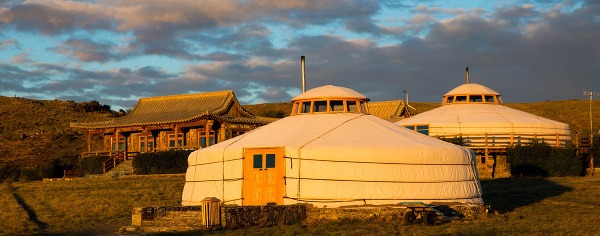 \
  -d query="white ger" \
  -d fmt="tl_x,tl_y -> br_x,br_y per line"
182,85 -> 483,207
